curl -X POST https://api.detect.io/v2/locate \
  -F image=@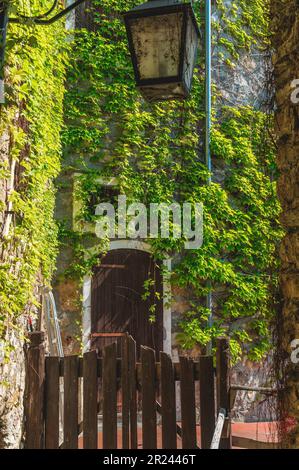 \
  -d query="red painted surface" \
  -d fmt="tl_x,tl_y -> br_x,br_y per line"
78,422 -> 278,449
231,421 -> 278,443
